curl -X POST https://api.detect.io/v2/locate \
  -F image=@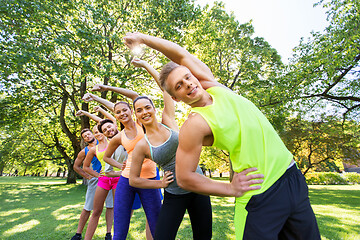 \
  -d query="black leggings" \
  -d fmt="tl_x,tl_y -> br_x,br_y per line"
154,191 -> 212,240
